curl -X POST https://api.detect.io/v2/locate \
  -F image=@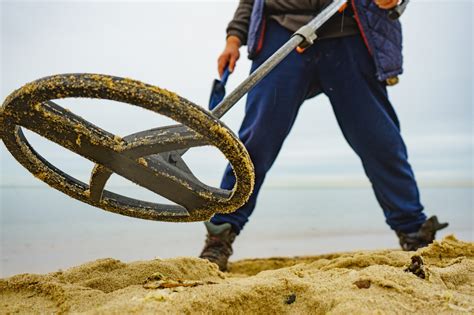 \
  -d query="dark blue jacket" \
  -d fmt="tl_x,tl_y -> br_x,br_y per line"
248,0 -> 403,82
